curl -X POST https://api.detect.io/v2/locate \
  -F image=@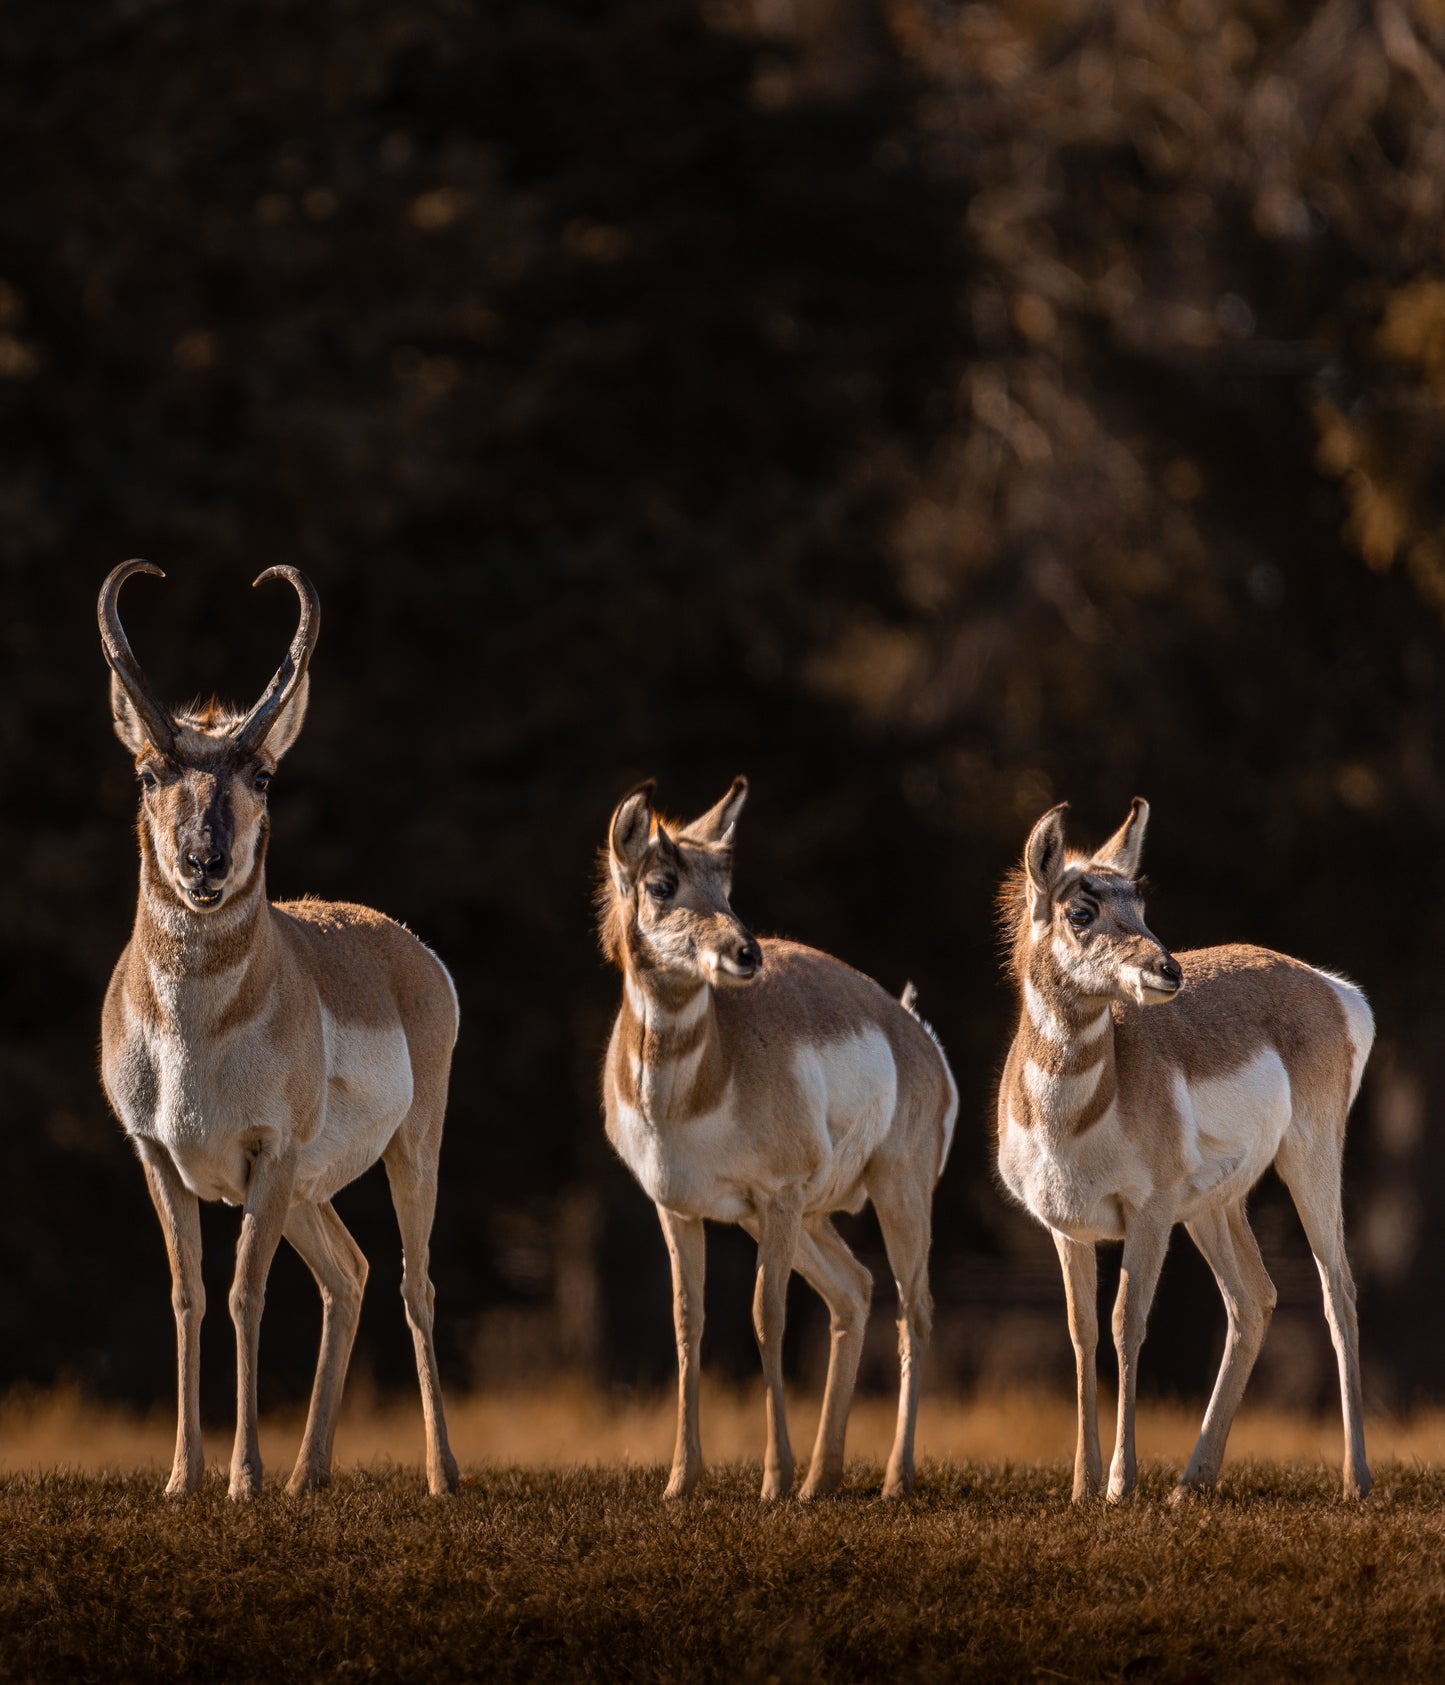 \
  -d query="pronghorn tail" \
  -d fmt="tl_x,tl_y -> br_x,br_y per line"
900,981 -> 959,1180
